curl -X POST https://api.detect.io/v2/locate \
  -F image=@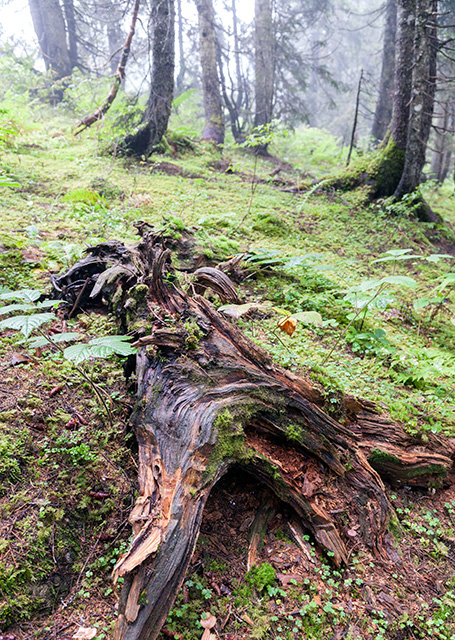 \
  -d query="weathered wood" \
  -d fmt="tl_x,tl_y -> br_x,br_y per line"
52,228 -> 454,640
